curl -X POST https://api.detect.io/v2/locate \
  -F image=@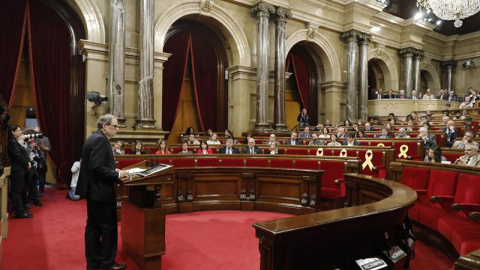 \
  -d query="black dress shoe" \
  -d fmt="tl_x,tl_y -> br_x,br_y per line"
100,262 -> 127,270
15,212 -> 33,218
24,203 -> 31,210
